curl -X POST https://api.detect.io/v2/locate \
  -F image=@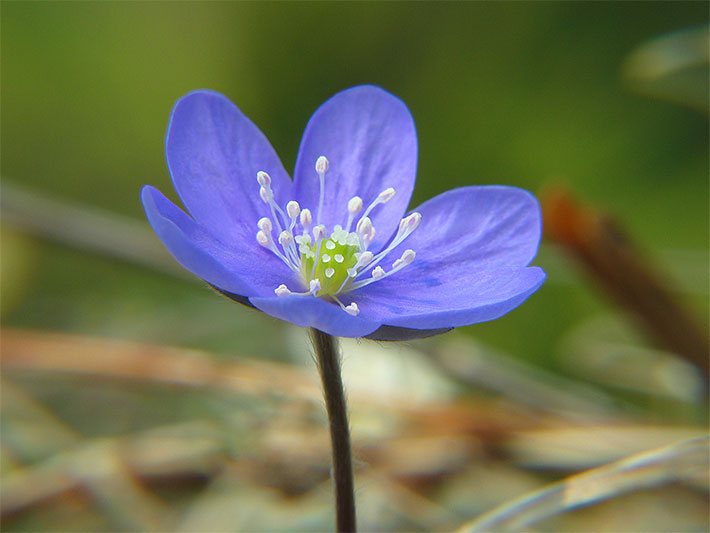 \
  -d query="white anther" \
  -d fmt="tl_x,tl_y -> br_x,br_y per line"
256,230 -> 270,247
325,267 -> 335,279
300,208 -> 312,229
348,196 -> 363,214
377,187 -> 396,203
274,284 -> 291,297
313,224 -> 326,241
334,254 -> 344,263
286,201 -> 301,220
356,251 -> 374,267
347,267 -> 357,277
362,226 -> 376,246
278,230 -> 293,247
256,171 -> 272,187
258,217 -> 273,233
393,249 -> 416,269
325,240 -> 336,250
356,216 -> 373,236
309,279 -> 321,295
315,155 -> 329,175
322,254 -> 331,263
400,212 -> 422,232
344,303 -> 359,316
259,186 -> 273,203
372,266 -> 385,279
